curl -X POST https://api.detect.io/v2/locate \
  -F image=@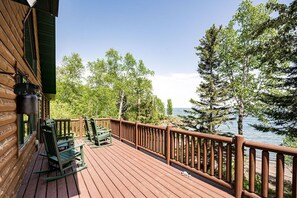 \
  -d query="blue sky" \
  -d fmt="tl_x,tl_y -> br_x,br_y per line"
56,0 -> 291,107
